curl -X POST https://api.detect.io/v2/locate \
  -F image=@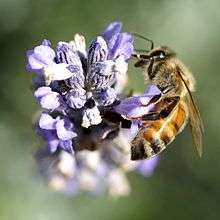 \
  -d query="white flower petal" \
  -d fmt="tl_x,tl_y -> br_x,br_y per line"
43,63 -> 74,85
58,151 -> 76,177
107,169 -> 131,197
78,170 -> 98,192
69,34 -> 87,57
81,106 -> 102,128
77,151 -> 101,171
113,55 -> 128,92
